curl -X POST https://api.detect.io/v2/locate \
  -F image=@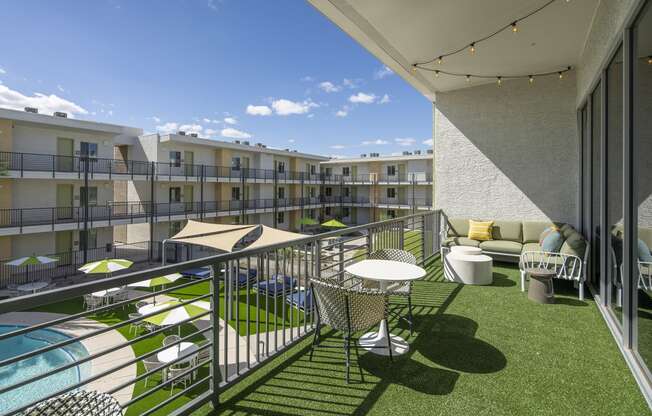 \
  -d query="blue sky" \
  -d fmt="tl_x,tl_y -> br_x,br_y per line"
0,0 -> 432,158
